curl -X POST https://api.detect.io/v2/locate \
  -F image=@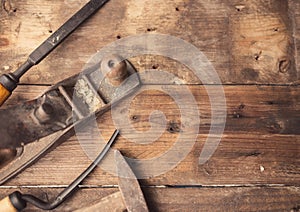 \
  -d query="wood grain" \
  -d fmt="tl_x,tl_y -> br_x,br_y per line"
0,85 -> 298,186
75,191 -> 126,212
0,187 -> 298,211
288,0 -> 300,81
0,0 -> 298,85
0,0 -> 299,211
